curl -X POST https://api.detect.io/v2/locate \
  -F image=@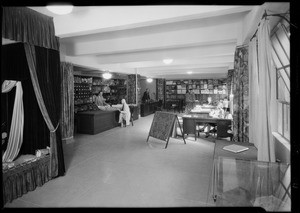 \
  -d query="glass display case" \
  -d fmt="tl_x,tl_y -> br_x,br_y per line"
211,156 -> 291,211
